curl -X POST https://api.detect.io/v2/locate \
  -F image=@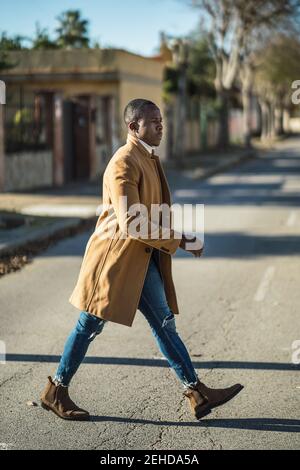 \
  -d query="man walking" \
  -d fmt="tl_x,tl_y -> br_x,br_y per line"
40,99 -> 243,421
